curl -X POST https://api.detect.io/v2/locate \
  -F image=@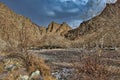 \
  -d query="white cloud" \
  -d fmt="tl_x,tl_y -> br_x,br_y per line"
46,11 -> 55,16
106,0 -> 117,4
59,0 -> 72,2
66,8 -> 79,13
59,0 -> 89,5
73,0 -> 89,5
